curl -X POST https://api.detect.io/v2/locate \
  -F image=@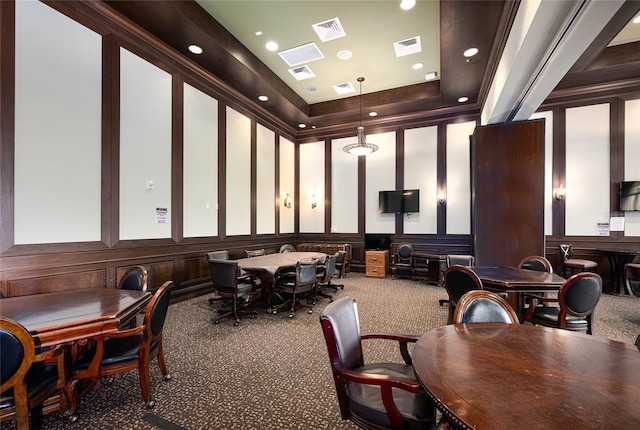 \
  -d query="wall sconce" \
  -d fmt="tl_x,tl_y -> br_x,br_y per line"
310,194 -> 317,209
438,192 -> 446,204
555,184 -> 566,201
283,193 -> 292,209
